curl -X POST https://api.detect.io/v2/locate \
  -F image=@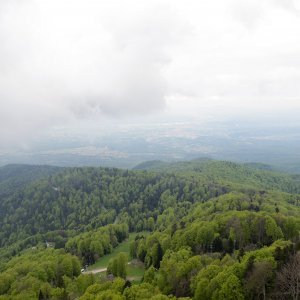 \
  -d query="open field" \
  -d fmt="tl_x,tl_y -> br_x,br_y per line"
126,259 -> 145,283
88,232 -> 148,270
87,232 -> 149,282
